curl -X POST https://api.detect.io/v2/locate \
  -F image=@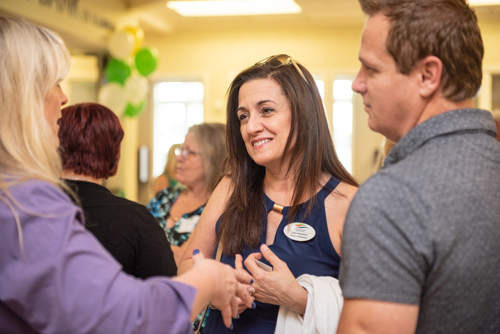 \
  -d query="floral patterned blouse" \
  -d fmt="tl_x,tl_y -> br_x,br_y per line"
147,187 -> 206,246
